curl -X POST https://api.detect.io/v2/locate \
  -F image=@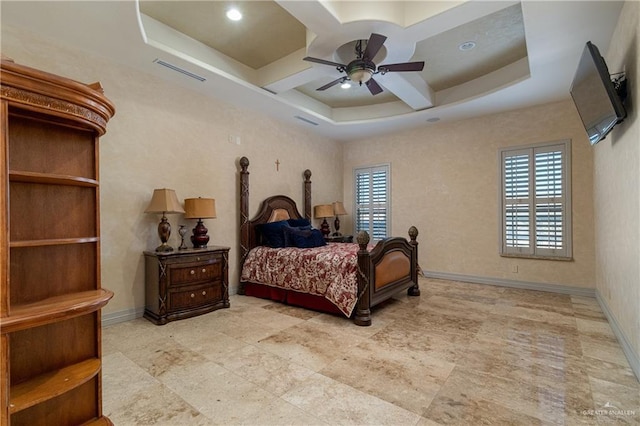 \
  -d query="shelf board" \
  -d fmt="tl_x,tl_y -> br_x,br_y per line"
9,170 -> 98,187
1,289 -> 114,334
9,358 -> 101,414
9,237 -> 99,248
82,417 -> 114,426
